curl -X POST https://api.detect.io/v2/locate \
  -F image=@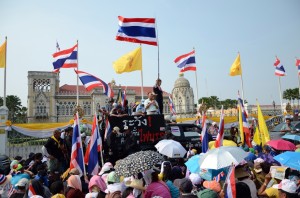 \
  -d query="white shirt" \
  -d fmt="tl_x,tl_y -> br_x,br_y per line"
144,99 -> 158,114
